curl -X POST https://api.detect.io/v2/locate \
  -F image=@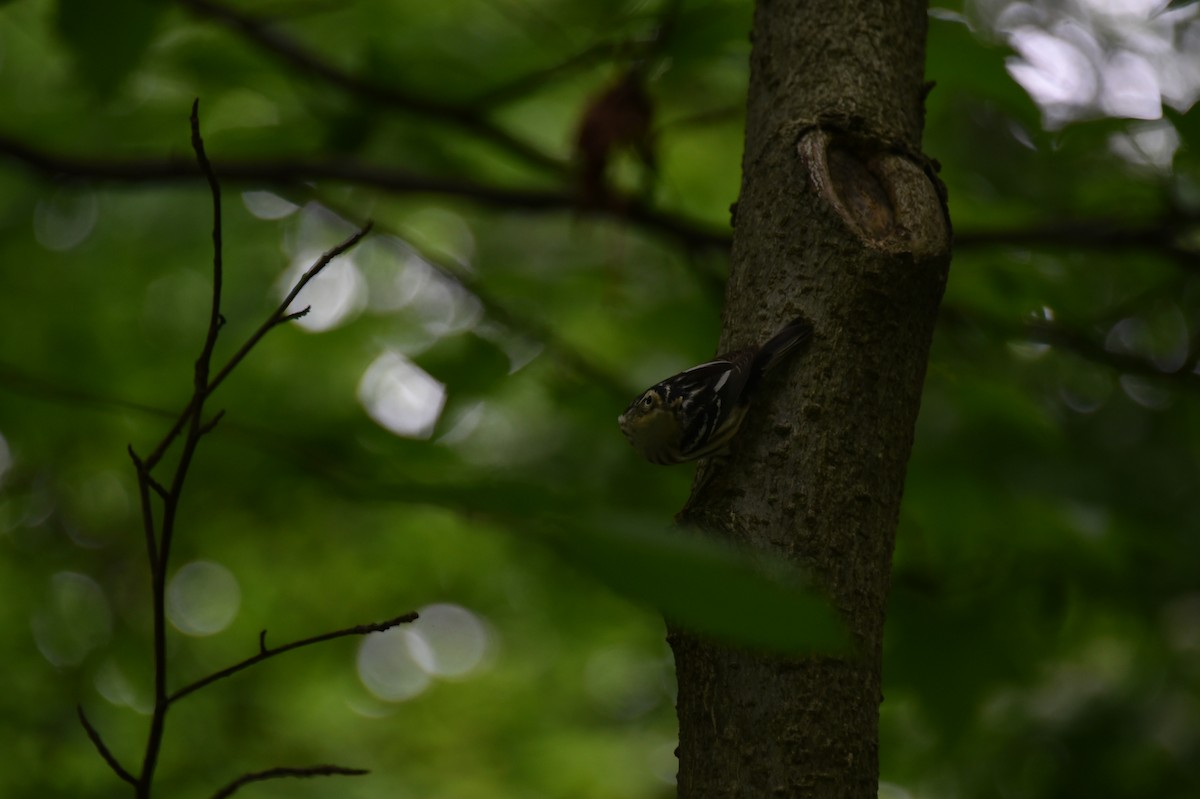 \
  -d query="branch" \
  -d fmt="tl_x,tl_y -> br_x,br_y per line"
174,0 -> 565,176
127,446 -> 160,568
0,134 -> 731,253
170,612 -> 418,704
1025,317 -> 1200,388
204,220 -> 374,386
469,0 -> 685,110
211,765 -> 369,799
198,408 -> 226,437
938,305 -> 1200,390
0,215 -> 367,486
76,103 -> 379,797
0,360 -> 177,419
0,356 -> 586,517
469,40 -> 624,109
192,97 -> 225,384
137,97 -> 232,795
956,217 -> 1200,264
77,707 -> 138,787
141,220 -> 373,471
